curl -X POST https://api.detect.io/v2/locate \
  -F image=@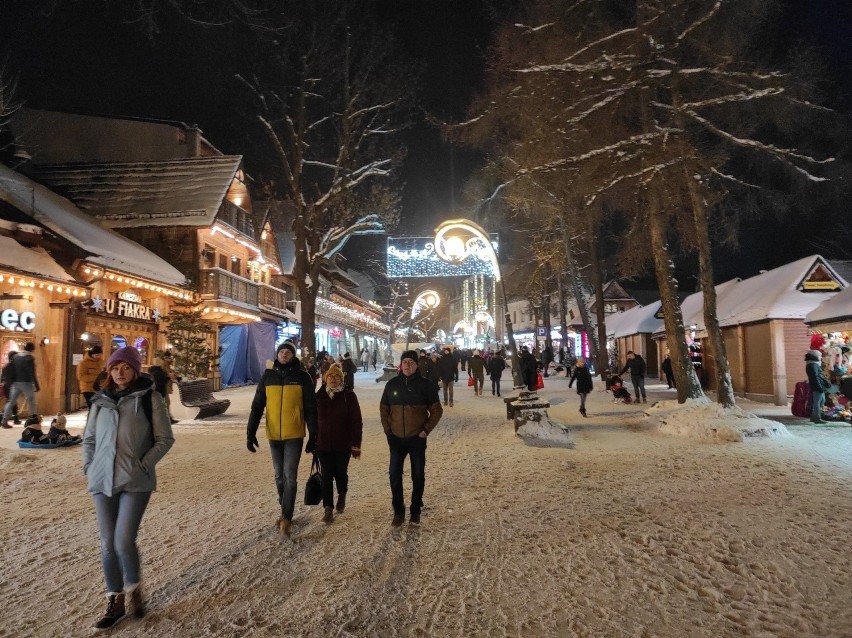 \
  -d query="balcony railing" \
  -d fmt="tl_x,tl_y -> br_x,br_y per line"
259,284 -> 290,312
200,268 -> 259,306
217,200 -> 256,239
